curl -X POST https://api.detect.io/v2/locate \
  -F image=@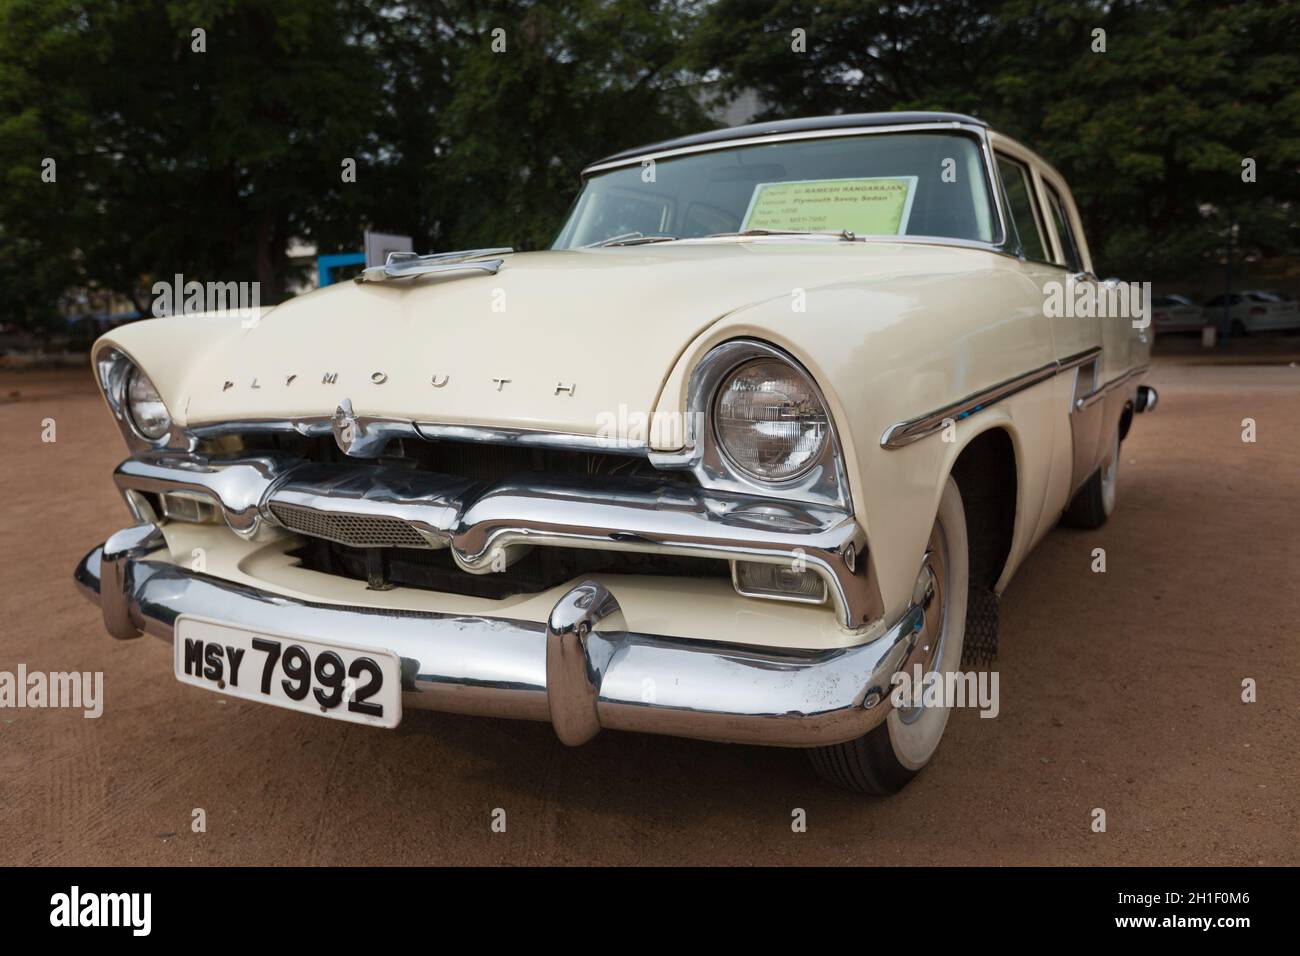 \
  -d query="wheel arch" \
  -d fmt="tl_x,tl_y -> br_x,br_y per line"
945,424 -> 1019,593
